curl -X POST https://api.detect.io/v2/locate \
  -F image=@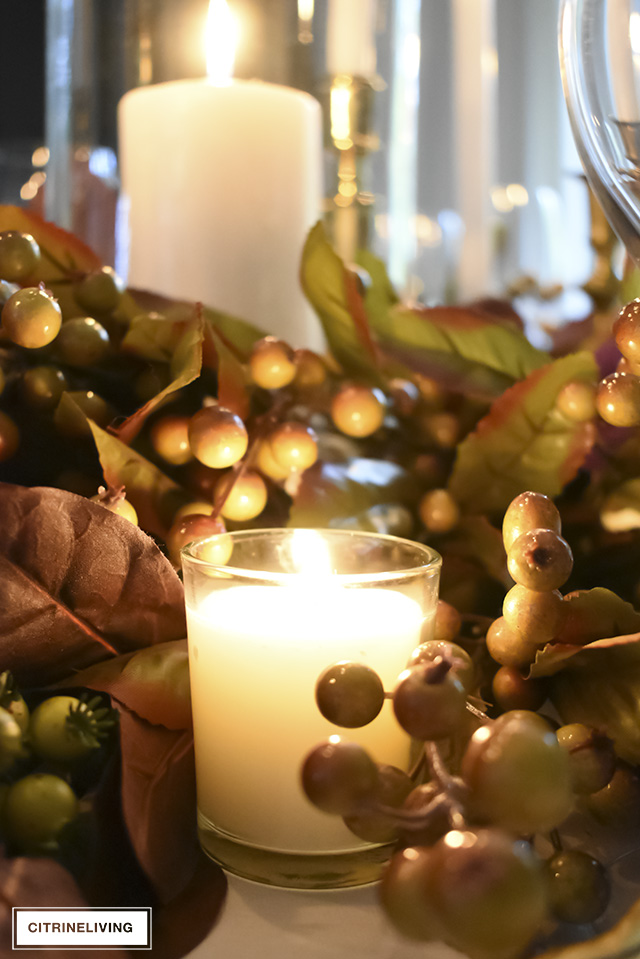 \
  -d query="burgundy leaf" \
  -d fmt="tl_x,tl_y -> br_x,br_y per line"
150,857 -> 227,959
117,706 -> 202,902
0,855 -> 130,959
0,484 -> 186,686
